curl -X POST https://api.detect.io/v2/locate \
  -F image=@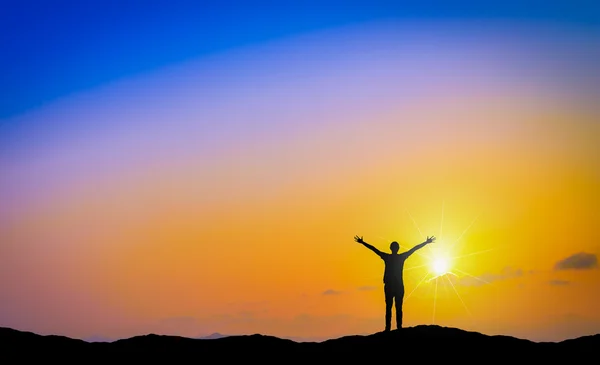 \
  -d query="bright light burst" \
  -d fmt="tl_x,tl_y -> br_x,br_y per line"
432,257 -> 450,276
424,242 -> 457,281
402,202 -> 493,325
